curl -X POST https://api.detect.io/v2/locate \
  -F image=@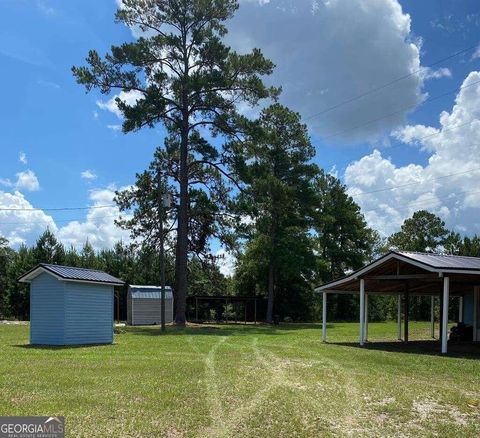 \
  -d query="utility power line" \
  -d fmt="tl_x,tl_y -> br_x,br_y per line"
305,44 -> 479,121
387,118 -> 479,151
327,117 -> 478,155
0,214 -> 122,227
361,187 -> 480,216
2,186 -> 480,227
0,204 -> 116,212
2,161 -> 480,224
320,78 -> 480,141
351,164 -> 480,197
